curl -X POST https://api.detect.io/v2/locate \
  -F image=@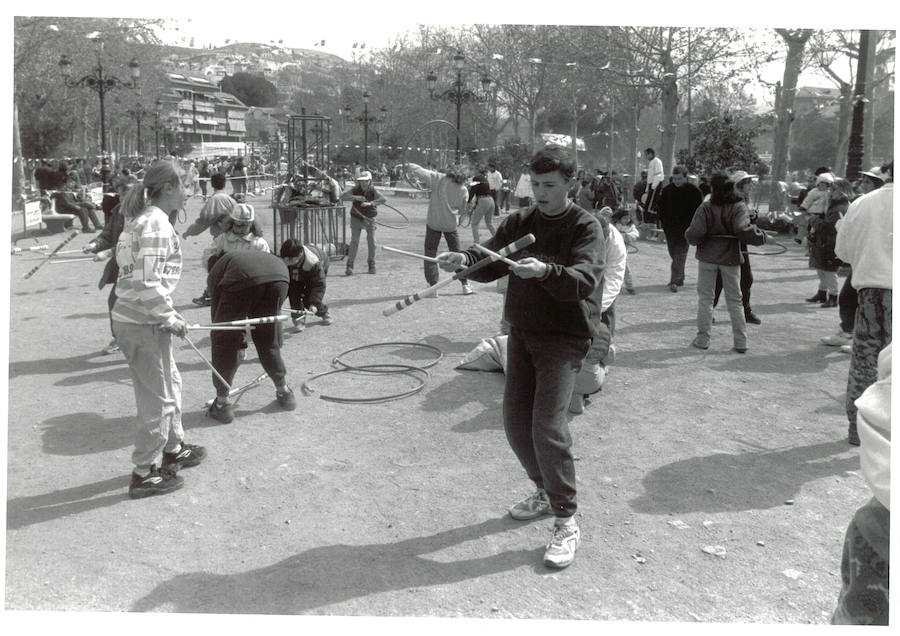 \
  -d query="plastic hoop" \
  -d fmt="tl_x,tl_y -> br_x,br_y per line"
331,341 -> 443,371
300,364 -> 429,403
